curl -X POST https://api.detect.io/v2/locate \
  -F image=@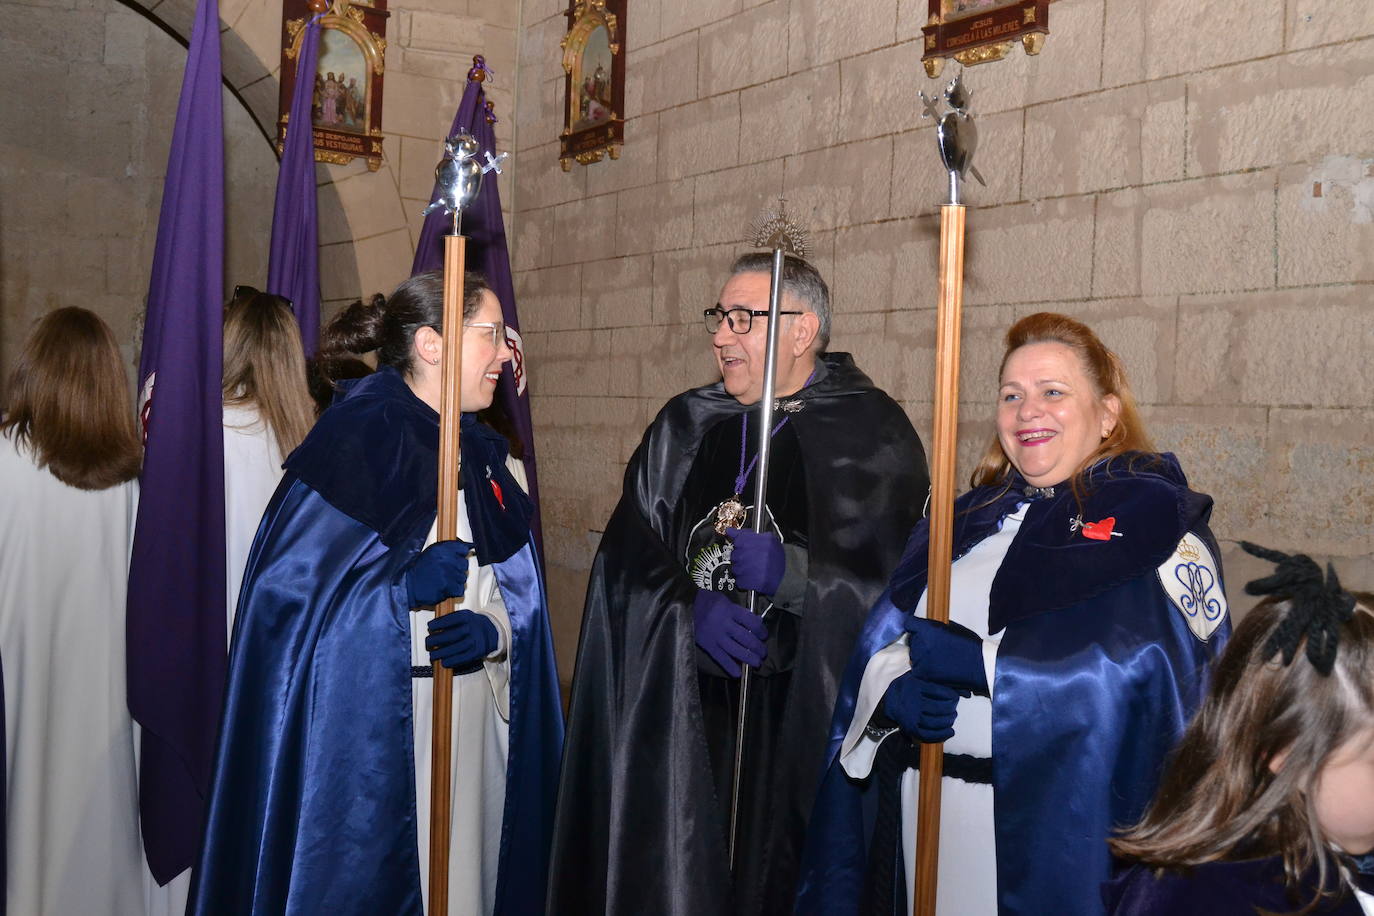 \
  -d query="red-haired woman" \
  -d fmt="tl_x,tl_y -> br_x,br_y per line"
0,307 -> 143,915
798,313 -> 1232,915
